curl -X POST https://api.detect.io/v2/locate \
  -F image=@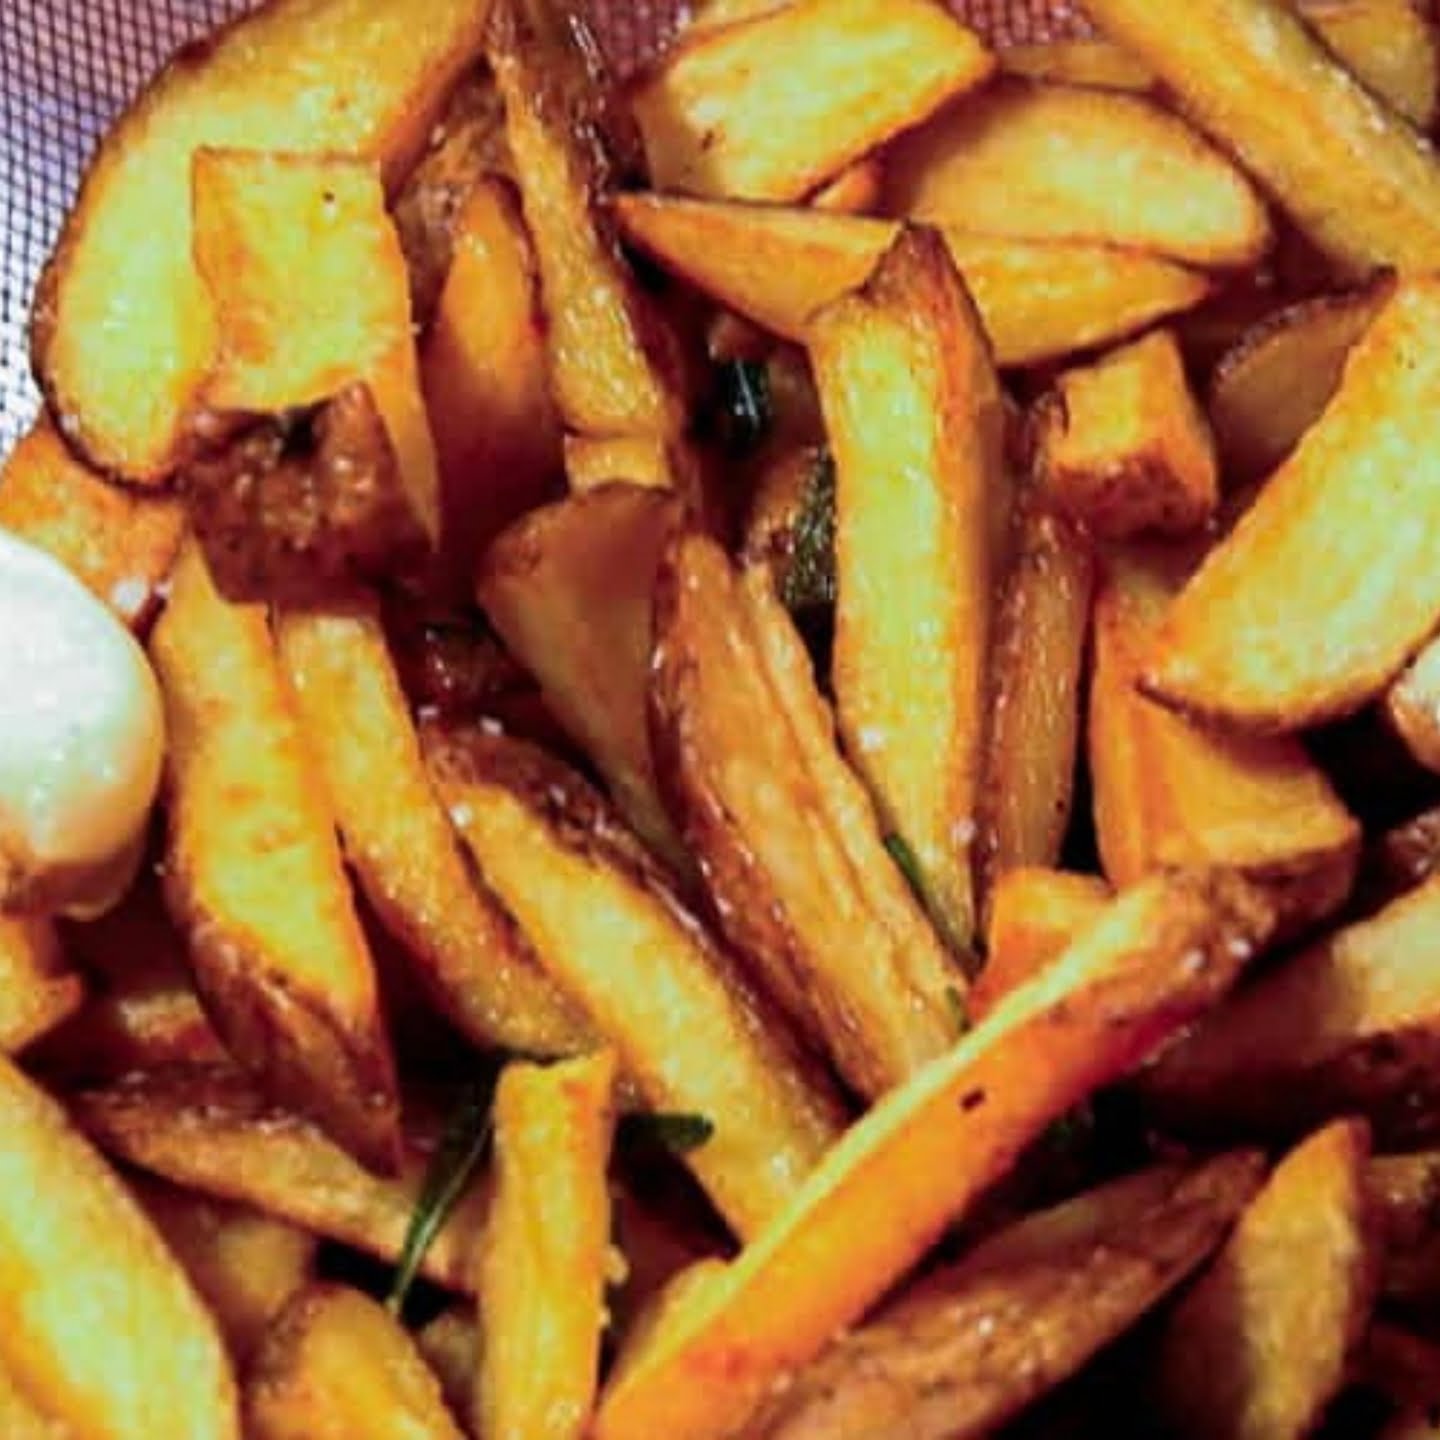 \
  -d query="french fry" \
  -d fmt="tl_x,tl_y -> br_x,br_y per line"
1145,872 -> 1440,1144
747,1152 -> 1264,1440
0,917 -> 84,1056
1078,0 -> 1440,277
1030,331 -> 1219,540
650,533 -> 962,1099
977,492 -> 1094,895
0,419 -> 185,628
1002,0 -> 1440,129
422,725 -> 844,1239
1153,1119 -> 1377,1440
810,225 -> 1005,953
273,598 -> 592,1060
246,1284 -> 464,1440
130,1176 -> 316,1365
420,175 -> 563,595
478,1049 -> 617,1440
1207,284 -> 1388,486
31,0 -> 490,481
1387,632 -> 1440,774
630,0 -> 991,202
1091,544 -> 1359,931
489,0 -> 694,494
613,195 -> 1212,367
477,486 -> 687,865
883,79 -> 1270,269
592,870 -> 1273,1440
973,869 -> 1111,1021
72,1066 -> 490,1291
150,542 -> 402,1172
0,1054 -> 237,1439
1145,278 -> 1440,731
415,1306 -> 479,1425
